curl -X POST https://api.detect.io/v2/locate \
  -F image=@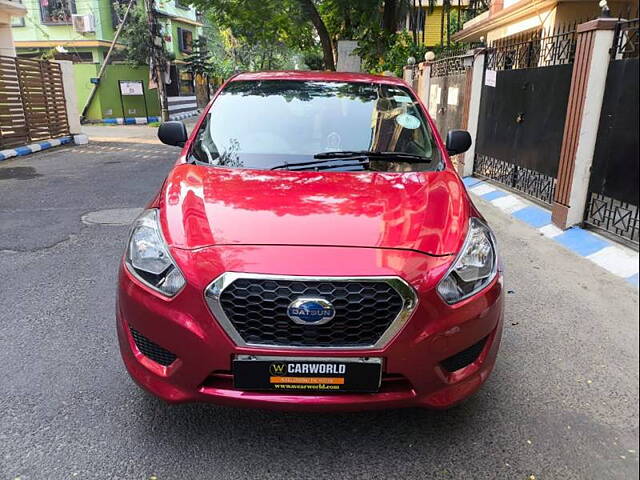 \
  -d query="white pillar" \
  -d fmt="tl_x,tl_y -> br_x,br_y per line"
54,60 -> 83,136
562,25 -> 615,227
417,62 -> 432,107
461,50 -> 485,177
0,23 -> 16,57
